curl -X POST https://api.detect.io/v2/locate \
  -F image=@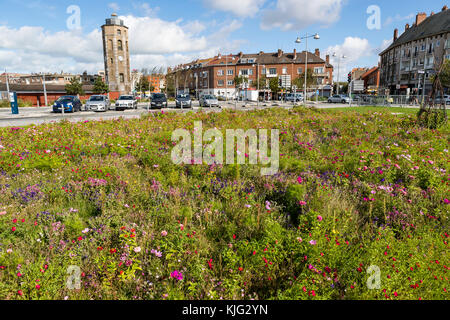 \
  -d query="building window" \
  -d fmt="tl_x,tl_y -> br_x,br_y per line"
314,67 -> 324,74
269,68 -> 277,75
120,73 -> 124,83
227,69 -> 233,76
218,80 -> 224,86
110,58 -> 113,64
109,39 -> 113,49
297,68 -> 303,74
240,69 -> 248,76
118,40 -> 123,51
217,70 -> 224,76
445,39 -> 450,49
248,69 -> 253,76
261,68 -> 267,75
282,67 -> 287,75
118,29 -> 121,36
227,80 -> 234,86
